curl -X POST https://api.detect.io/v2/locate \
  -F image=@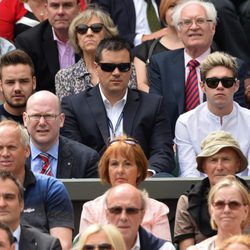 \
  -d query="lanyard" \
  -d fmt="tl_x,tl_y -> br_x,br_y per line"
108,112 -> 123,138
